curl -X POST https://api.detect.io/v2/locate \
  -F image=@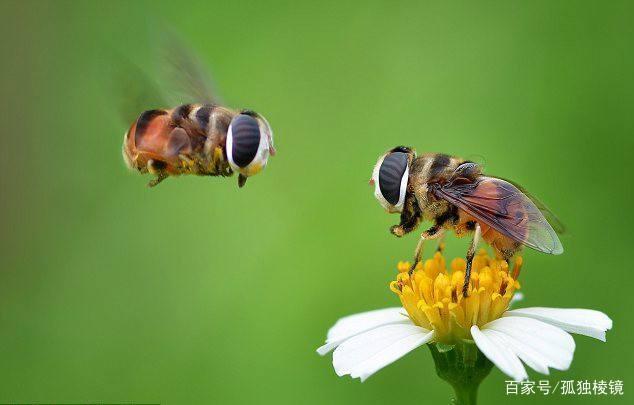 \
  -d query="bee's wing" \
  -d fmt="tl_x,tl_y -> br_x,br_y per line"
464,154 -> 487,172
157,30 -> 220,106
110,54 -> 169,126
432,176 -> 563,255
488,175 -> 566,234
110,27 -> 220,126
